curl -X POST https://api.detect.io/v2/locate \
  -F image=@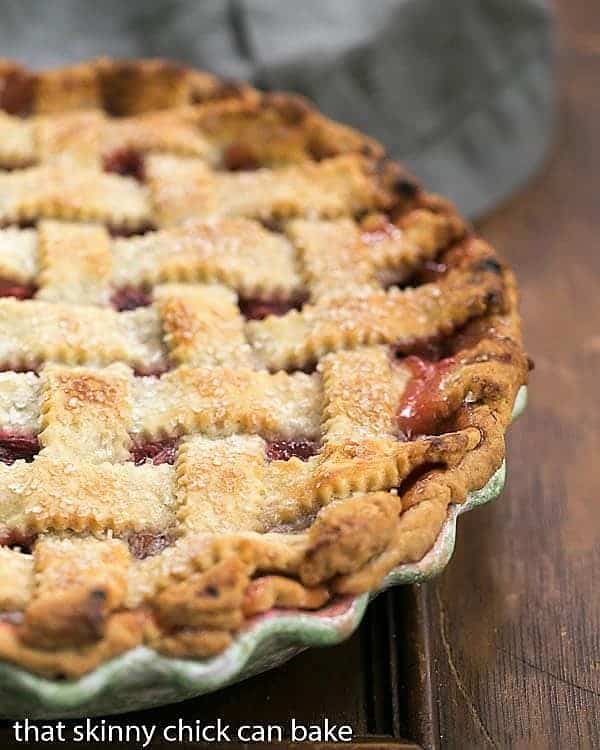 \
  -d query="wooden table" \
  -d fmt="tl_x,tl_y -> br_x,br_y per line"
416,1 -> 600,745
1,3 -> 597,748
